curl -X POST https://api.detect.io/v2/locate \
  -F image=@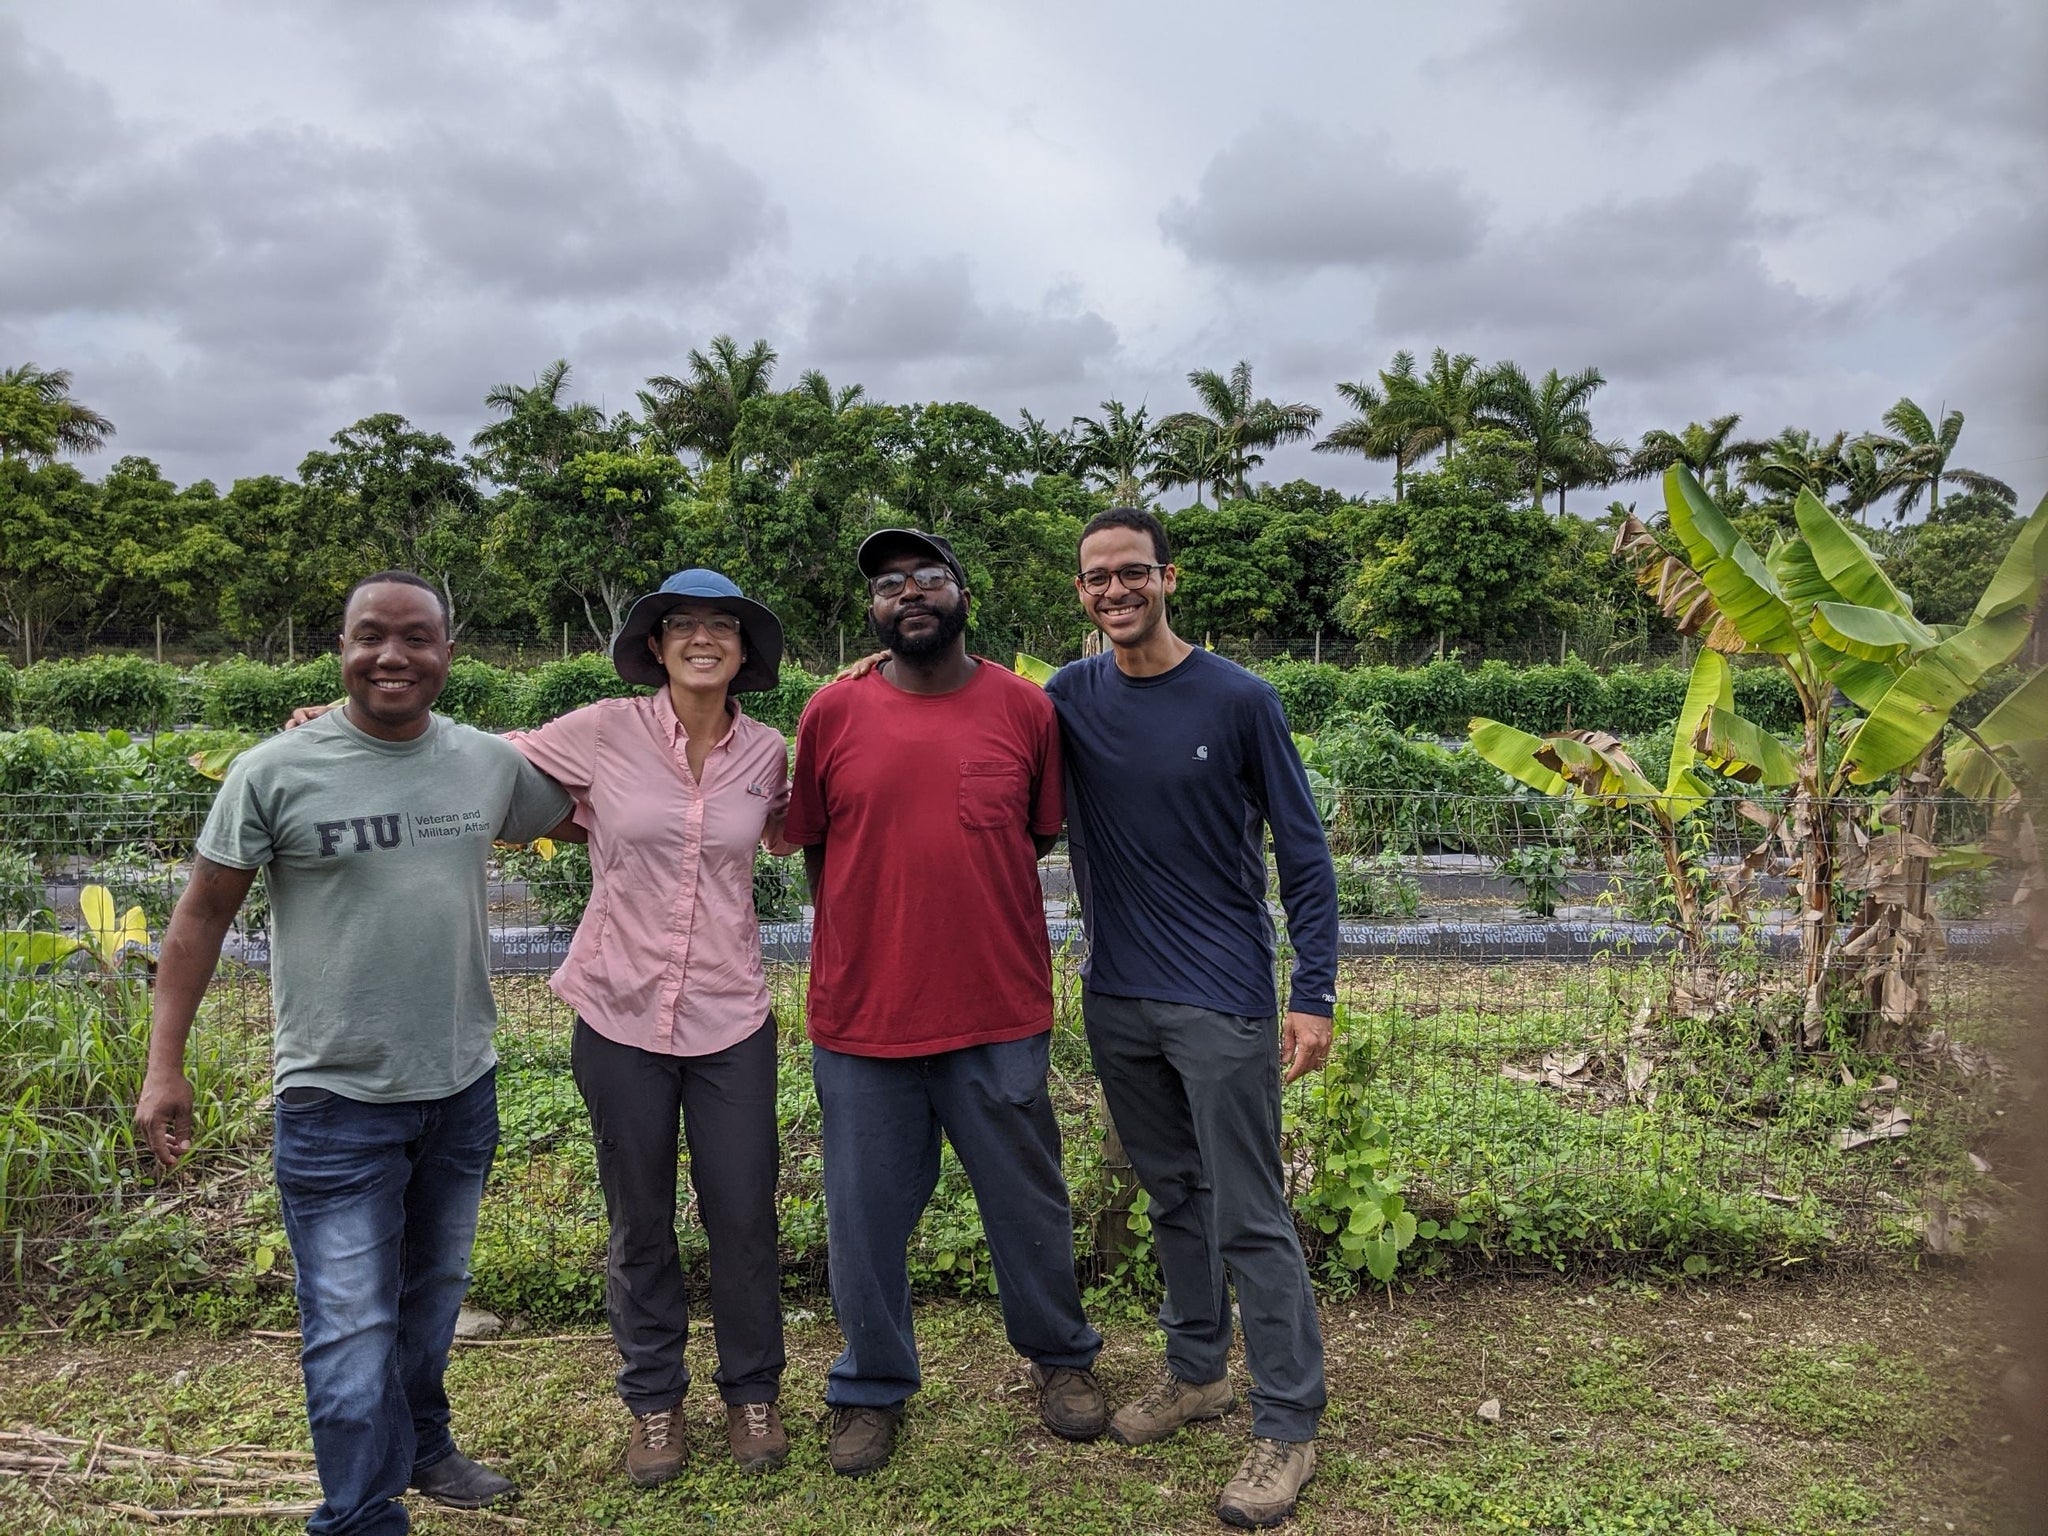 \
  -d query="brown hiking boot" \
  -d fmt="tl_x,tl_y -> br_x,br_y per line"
1216,1437 -> 1316,1528
624,1406 -> 686,1487
1109,1369 -> 1235,1446
726,1401 -> 788,1471
1029,1363 -> 1109,1441
827,1404 -> 904,1477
